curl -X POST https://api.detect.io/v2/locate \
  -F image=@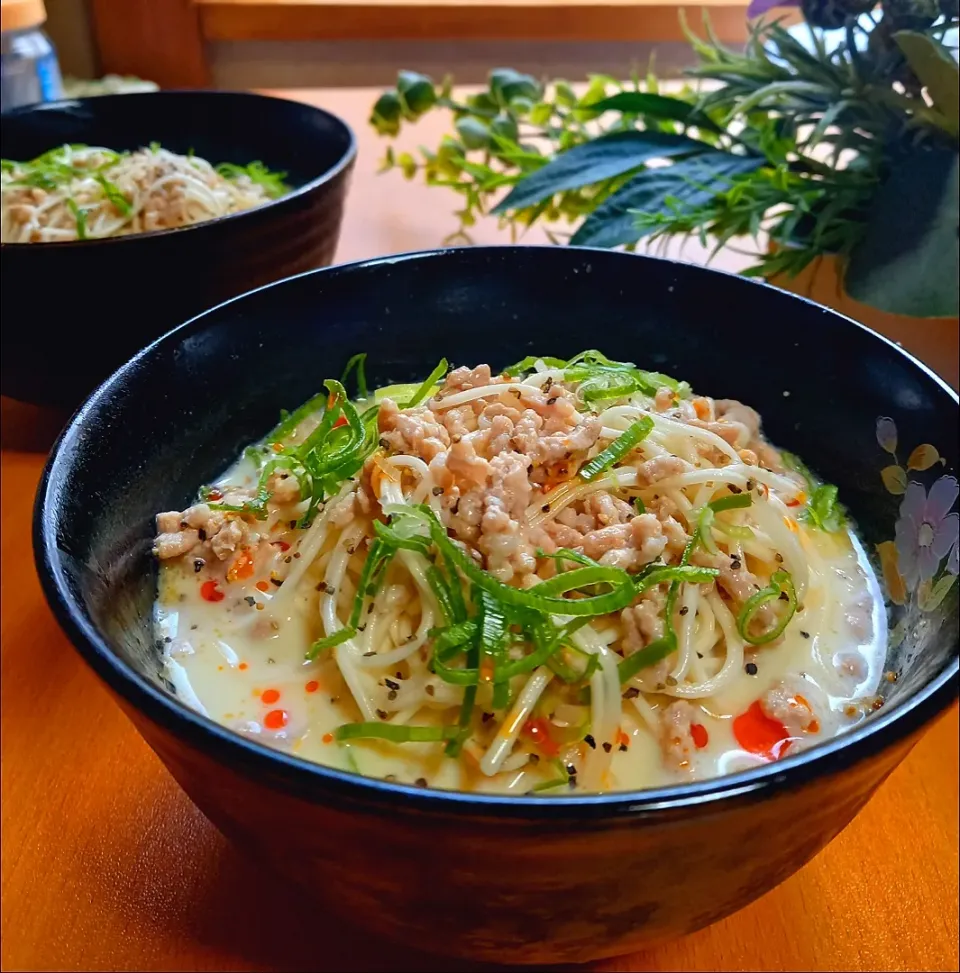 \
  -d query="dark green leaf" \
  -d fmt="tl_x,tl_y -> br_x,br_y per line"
582,92 -> 721,132
492,131 -> 708,213
570,151 -> 763,248
845,145 -> 959,317
894,31 -> 959,134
